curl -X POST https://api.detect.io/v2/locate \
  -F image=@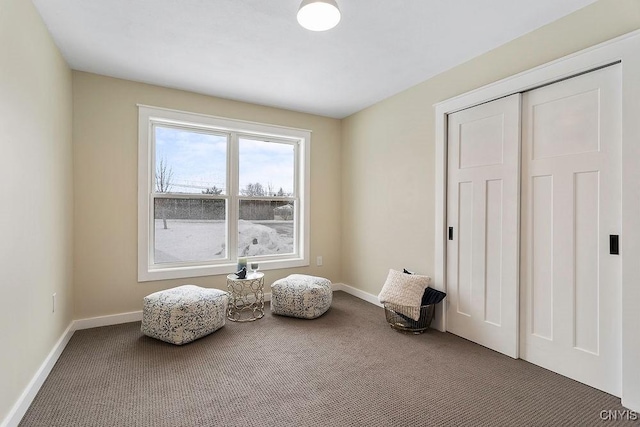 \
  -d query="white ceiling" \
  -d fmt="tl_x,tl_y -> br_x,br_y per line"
32,0 -> 597,118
